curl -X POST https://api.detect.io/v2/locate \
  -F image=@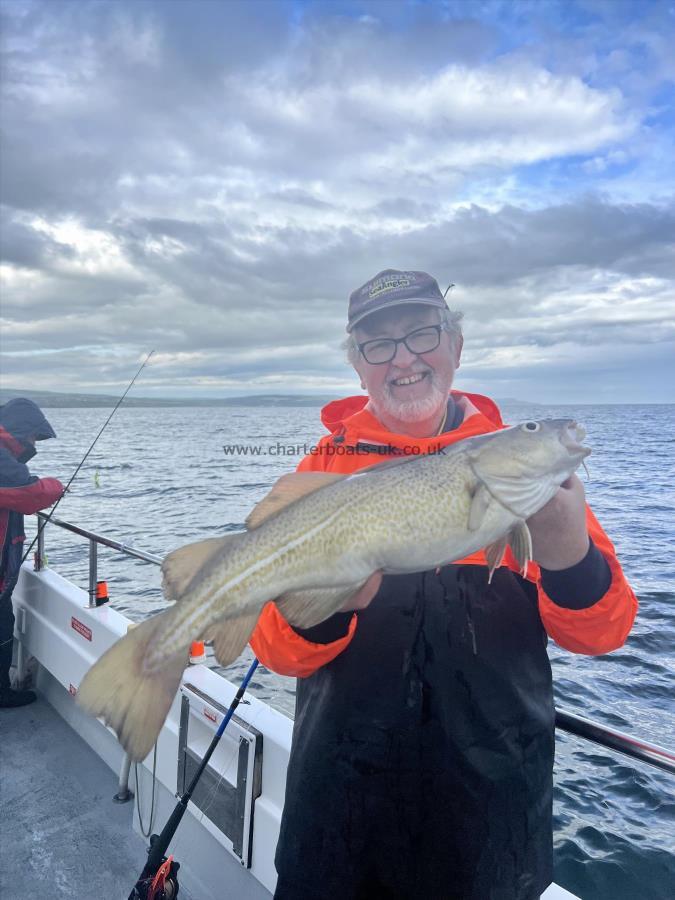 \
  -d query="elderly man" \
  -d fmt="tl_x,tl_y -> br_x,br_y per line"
251,270 -> 637,900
